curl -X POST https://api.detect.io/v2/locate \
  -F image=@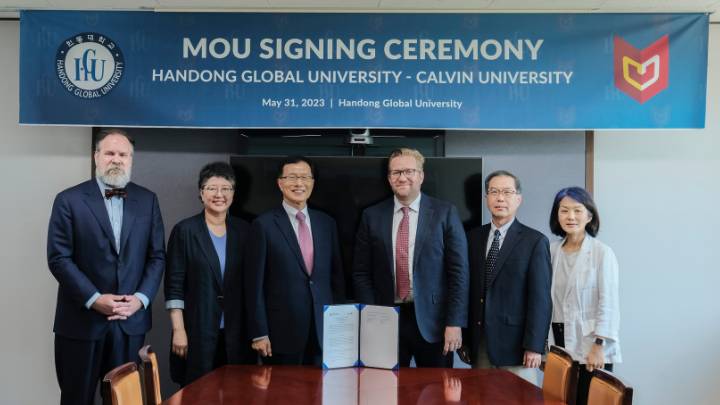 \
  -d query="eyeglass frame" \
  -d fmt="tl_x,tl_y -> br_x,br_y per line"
278,174 -> 315,182
202,185 -> 235,195
486,188 -> 518,198
388,168 -> 422,179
